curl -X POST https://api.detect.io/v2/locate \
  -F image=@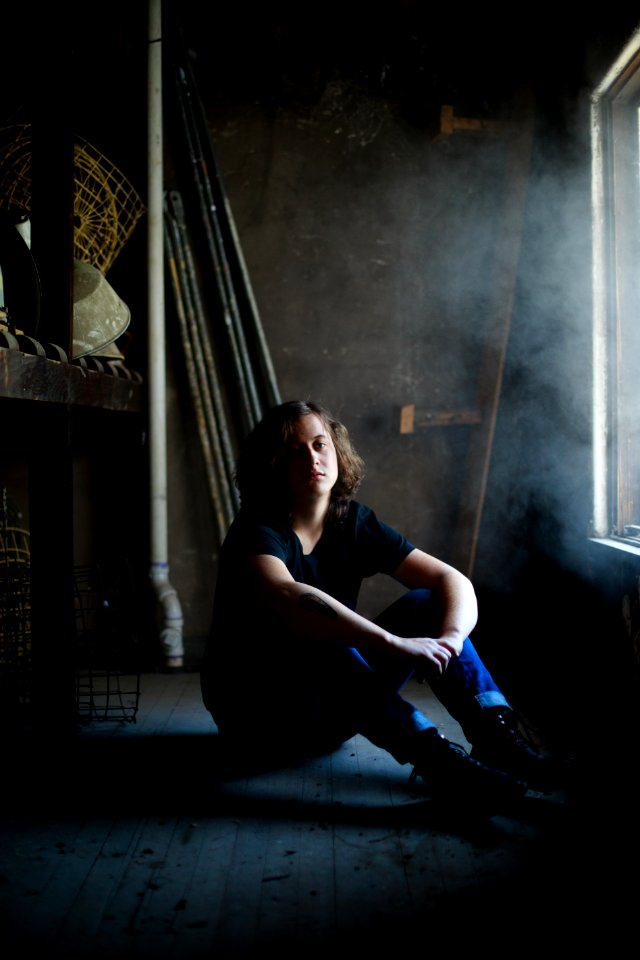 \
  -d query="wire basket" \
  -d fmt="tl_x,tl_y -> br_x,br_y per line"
74,562 -> 141,724
0,486 -> 140,727
0,510 -> 32,726
0,123 -> 31,215
0,123 -> 145,274
73,135 -> 145,274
